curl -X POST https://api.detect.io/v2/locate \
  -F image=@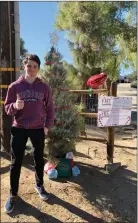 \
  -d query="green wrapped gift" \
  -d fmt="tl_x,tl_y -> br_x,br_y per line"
57,158 -> 72,178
